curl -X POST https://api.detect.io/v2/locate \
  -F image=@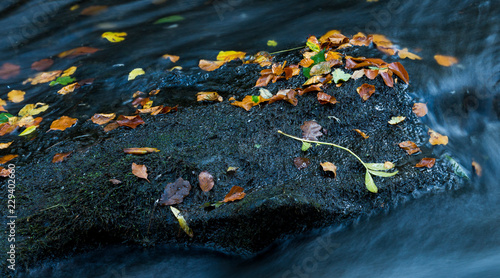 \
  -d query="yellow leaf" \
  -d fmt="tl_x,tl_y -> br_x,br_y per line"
128,68 -> 145,81
0,142 -> 13,149
388,116 -> 406,125
428,129 -> 448,145
216,51 -> 246,62
397,48 -> 422,60
23,70 -> 62,85
102,32 -> 127,42
18,103 -> 49,117
19,126 -> 37,136
434,55 -> 458,67
320,162 -> 337,178
267,40 -> 278,47
8,90 -> 25,103
70,4 -> 80,11
61,66 -> 77,77
170,206 -> 193,237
